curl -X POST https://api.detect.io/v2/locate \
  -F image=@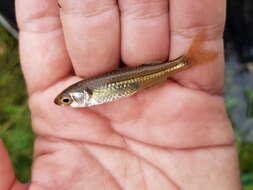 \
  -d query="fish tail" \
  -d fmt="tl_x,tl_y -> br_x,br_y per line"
185,31 -> 218,66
